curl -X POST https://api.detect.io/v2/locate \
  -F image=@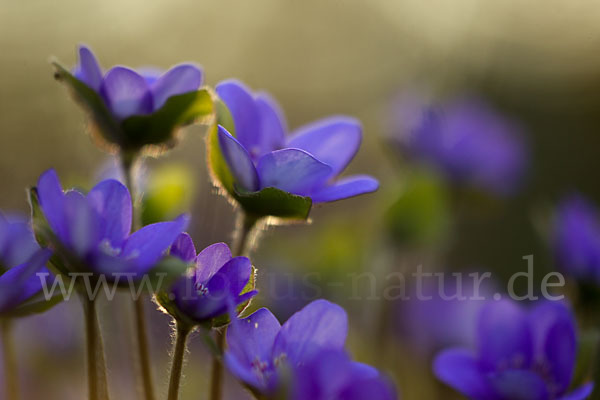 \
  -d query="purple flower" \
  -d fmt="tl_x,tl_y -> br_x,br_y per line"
292,349 -> 397,400
553,195 -> 600,283
0,214 -> 41,271
0,214 -> 52,314
434,300 -> 593,400
224,299 -> 394,398
215,80 -> 379,203
35,169 -> 188,280
397,276 -> 492,355
74,45 -> 203,120
160,234 -> 257,325
392,94 -> 526,195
